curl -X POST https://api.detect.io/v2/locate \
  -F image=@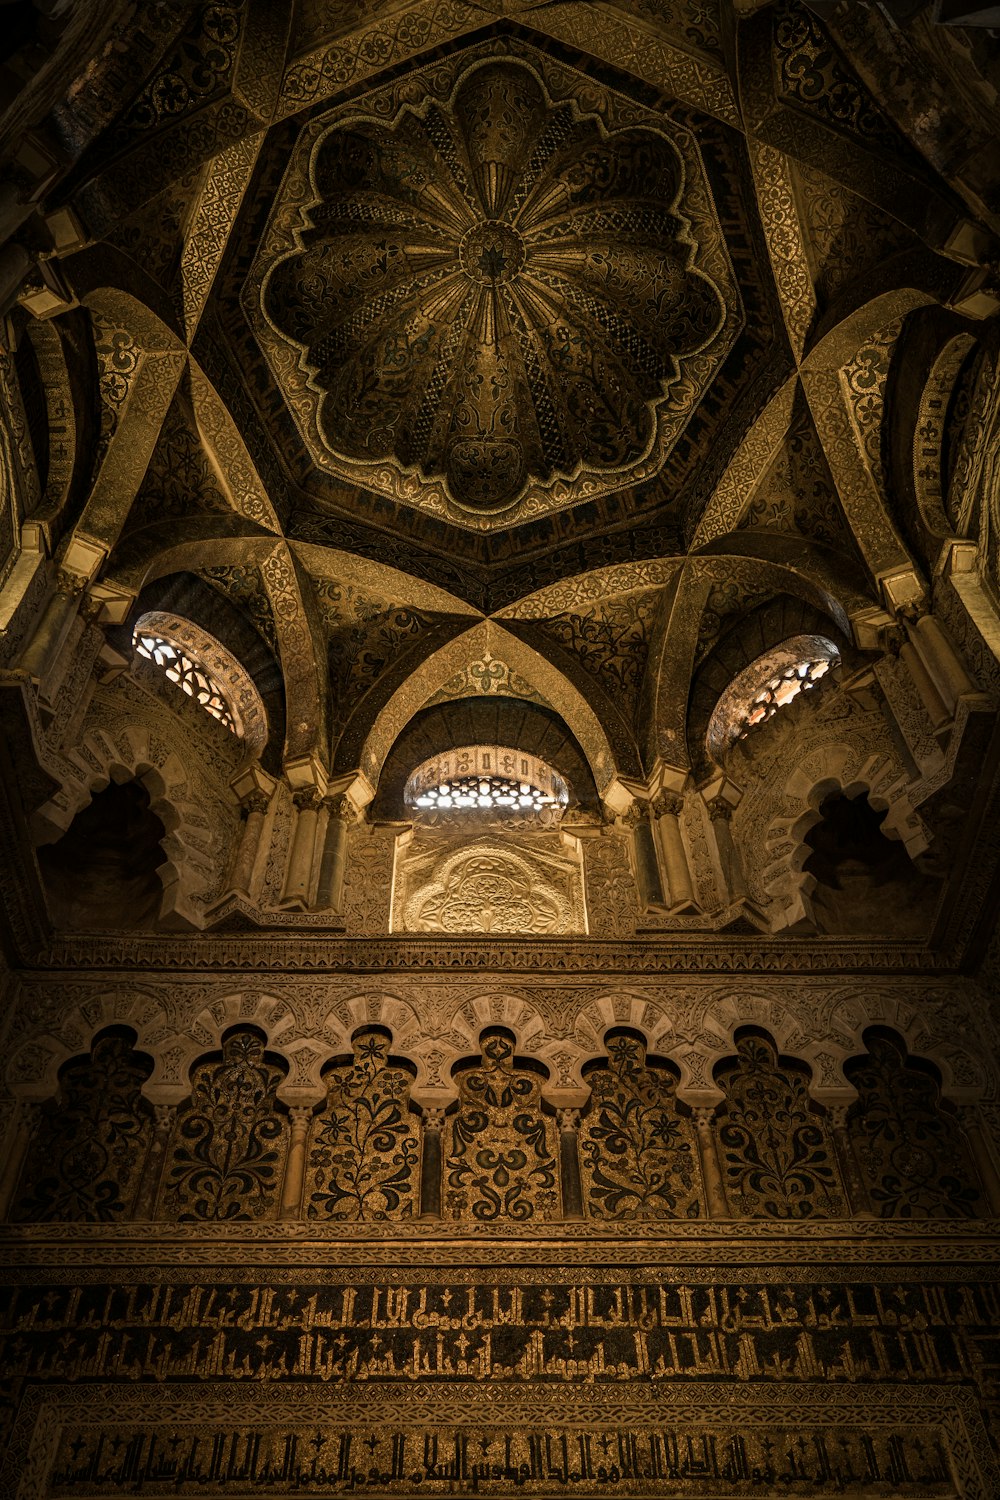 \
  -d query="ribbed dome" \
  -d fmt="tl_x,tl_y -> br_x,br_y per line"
262,58 -> 727,515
